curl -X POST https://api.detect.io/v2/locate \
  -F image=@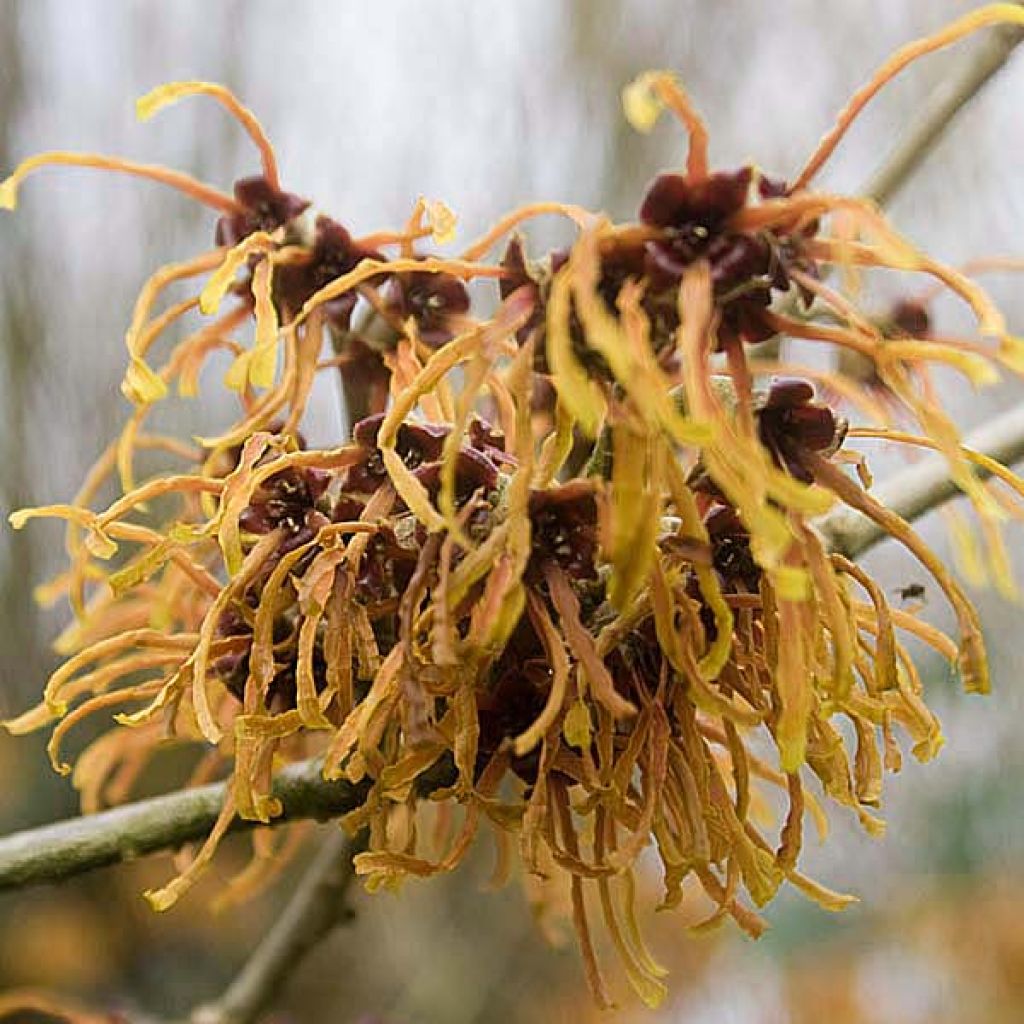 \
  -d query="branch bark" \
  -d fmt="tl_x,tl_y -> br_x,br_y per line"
0,758 -> 367,892
820,404 -> 1024,559
3,6 -> 1024,907
1,403 -> 1022,893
